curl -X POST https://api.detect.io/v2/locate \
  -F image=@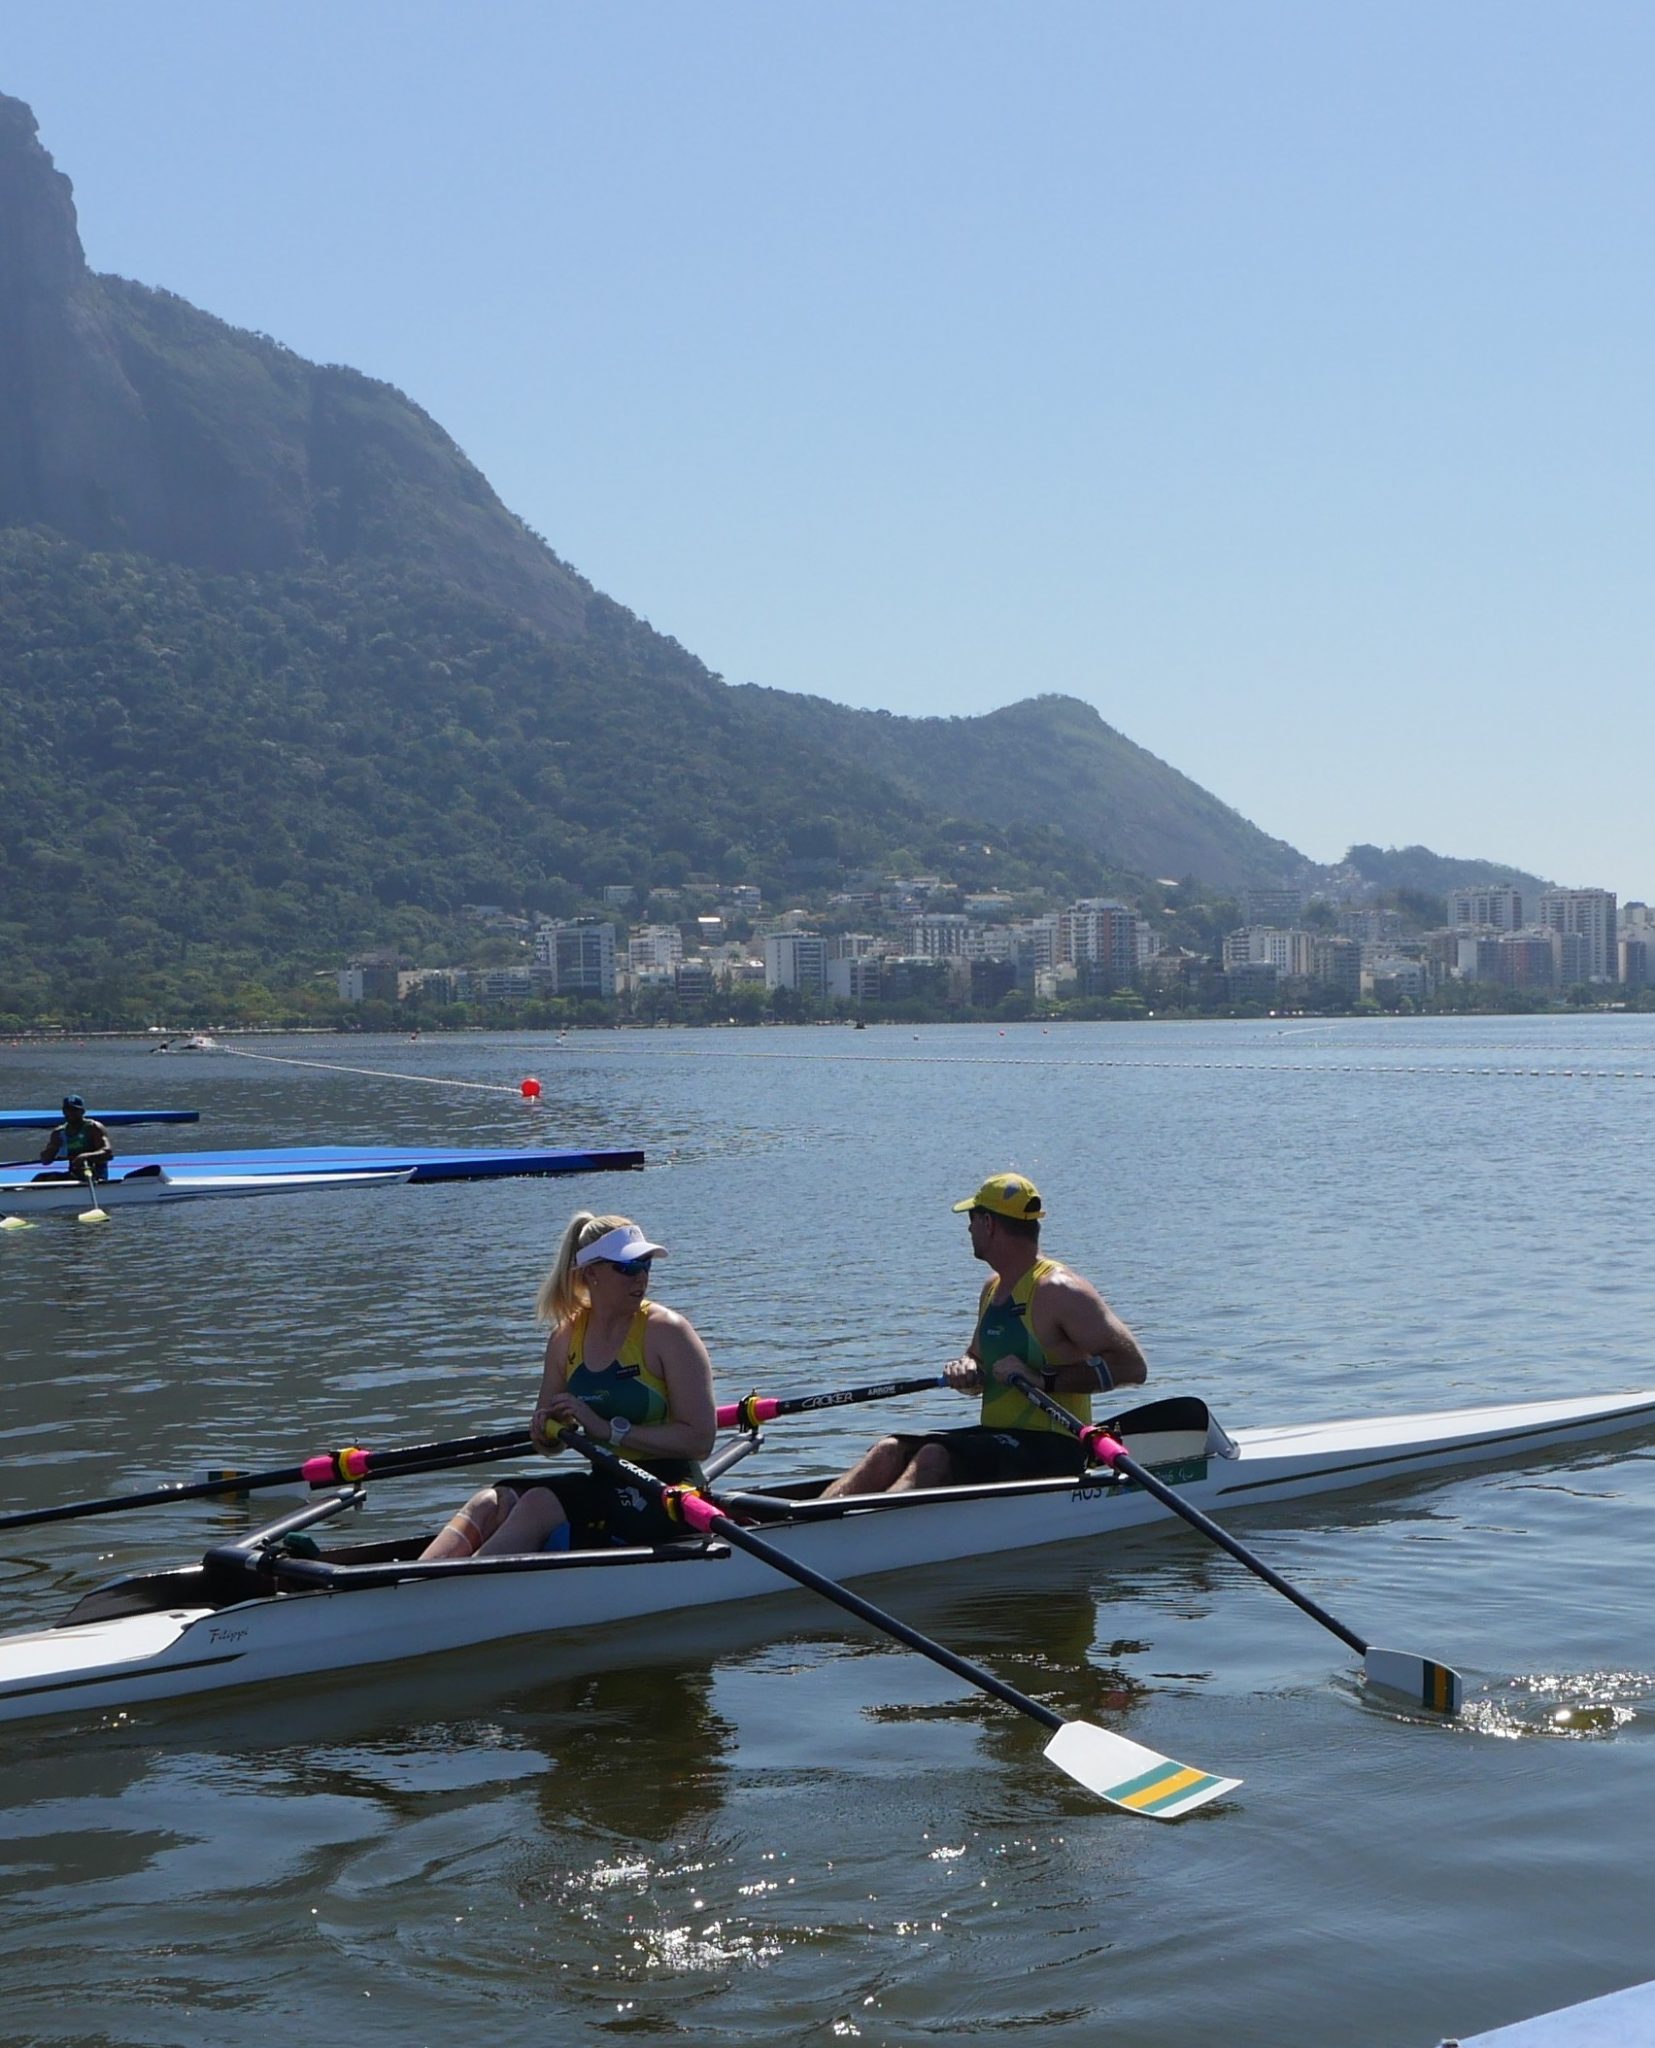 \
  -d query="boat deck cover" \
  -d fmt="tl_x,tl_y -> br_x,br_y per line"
1452,1974 -> 1655,2045
5,1610 -> 207,1682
